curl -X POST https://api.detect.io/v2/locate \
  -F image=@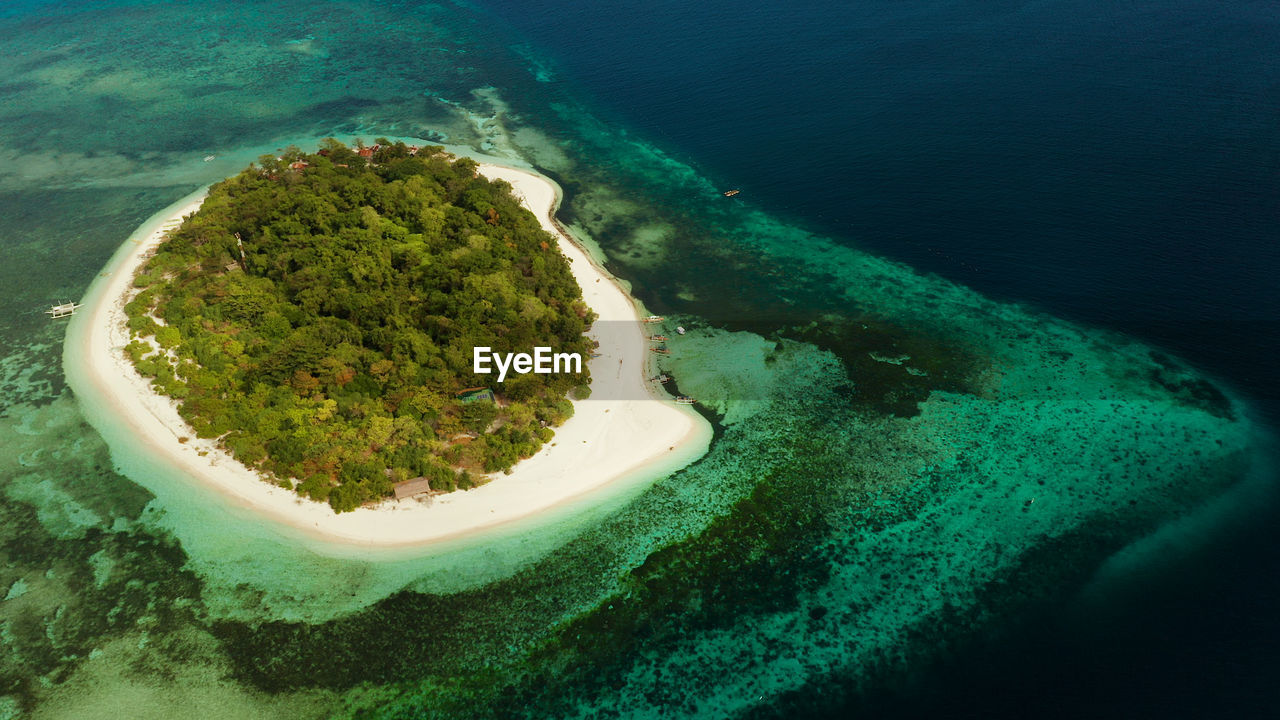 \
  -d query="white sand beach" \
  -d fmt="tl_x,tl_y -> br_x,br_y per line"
70,160 -> 710,546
